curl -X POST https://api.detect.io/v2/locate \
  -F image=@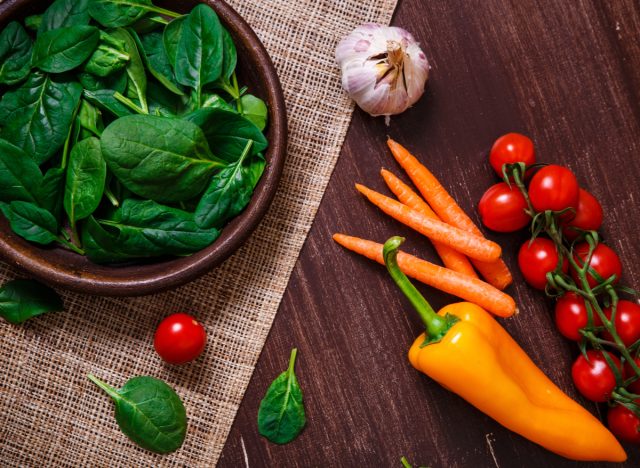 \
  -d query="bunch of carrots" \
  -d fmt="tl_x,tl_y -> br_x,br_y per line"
333,138 -> 516,318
